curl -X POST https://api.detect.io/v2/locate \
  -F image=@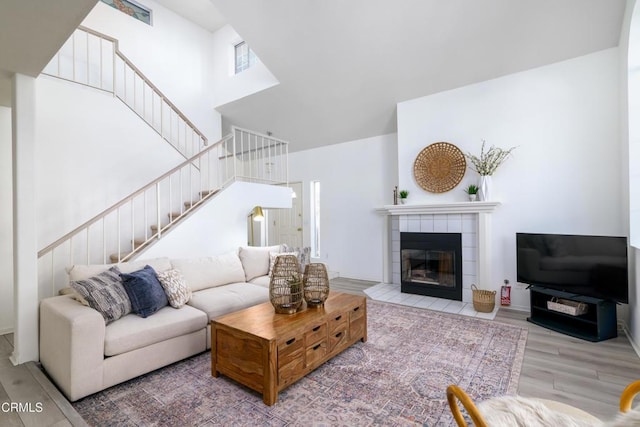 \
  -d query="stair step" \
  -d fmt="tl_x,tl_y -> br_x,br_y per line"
105,187 -> 226,266
200,189 -> 220,197
110,252 -> 132,263
168,212 -> 184,220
